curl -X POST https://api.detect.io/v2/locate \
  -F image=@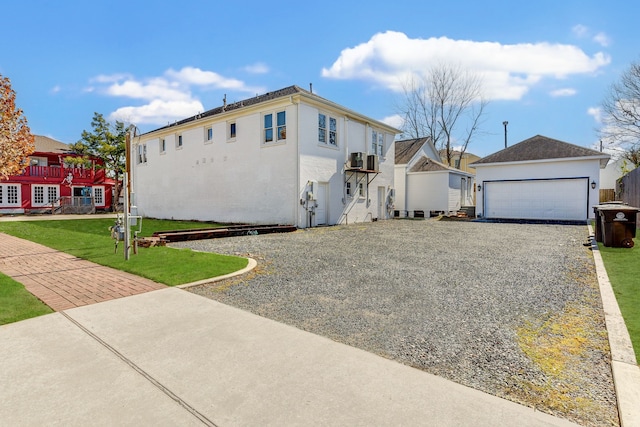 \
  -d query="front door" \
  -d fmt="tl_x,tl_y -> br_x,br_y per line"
73,187 -> 92,206
378,186 -> 386,220
314,182 -> 328,226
